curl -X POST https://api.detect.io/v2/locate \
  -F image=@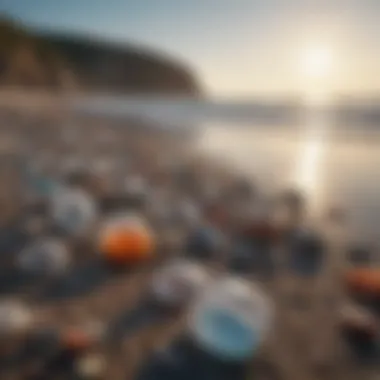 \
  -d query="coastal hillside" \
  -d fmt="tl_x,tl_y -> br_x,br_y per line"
0,18 -> 201,95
